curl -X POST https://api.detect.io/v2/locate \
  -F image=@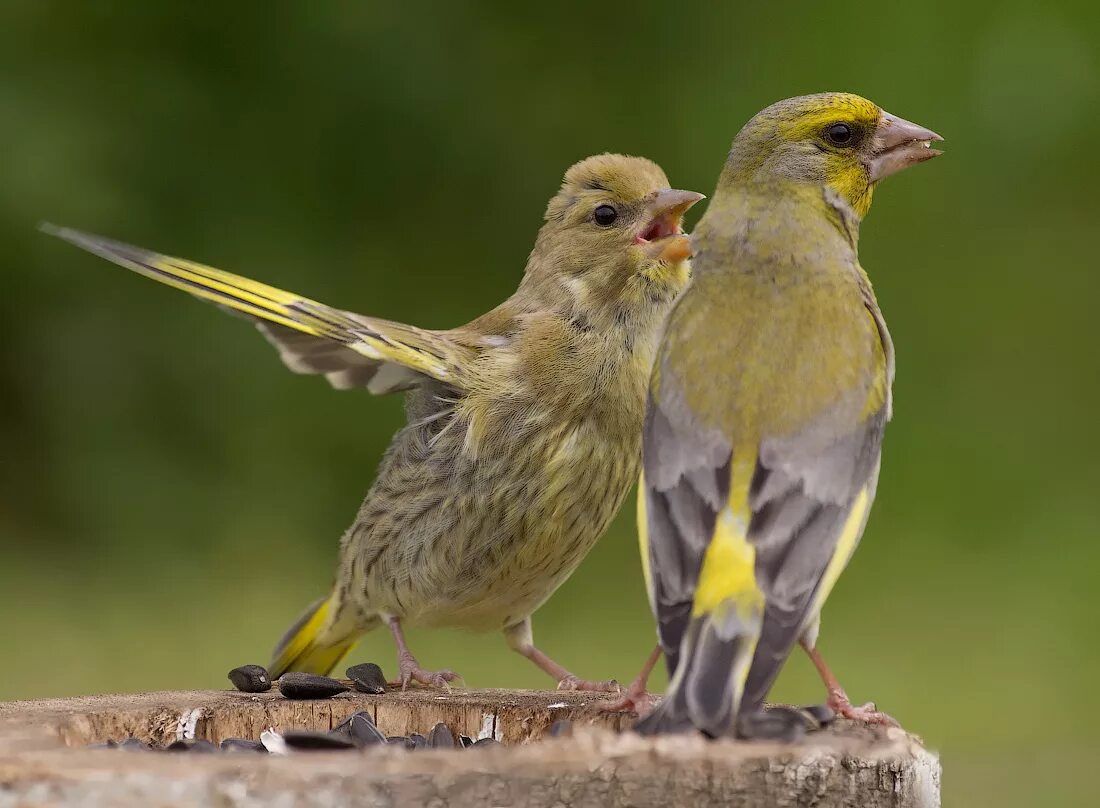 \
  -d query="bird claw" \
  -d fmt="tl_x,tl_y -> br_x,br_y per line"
397,654 -> 461,691
557,675 -> 621,693
827,690 -> 899,727
599,687 -> 653,715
